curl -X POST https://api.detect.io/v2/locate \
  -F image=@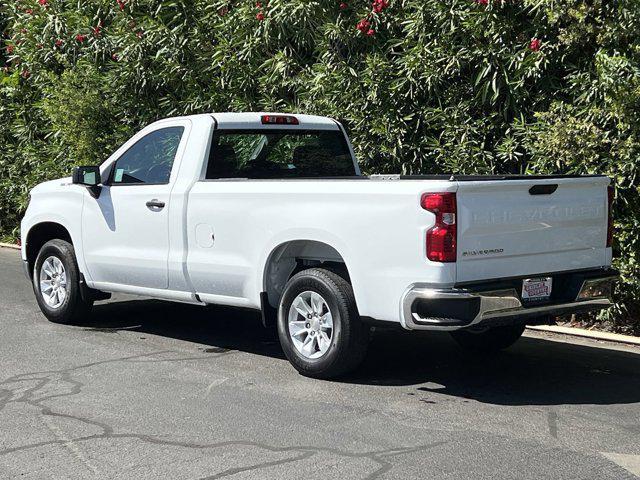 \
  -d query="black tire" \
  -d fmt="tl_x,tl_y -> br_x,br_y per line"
450,323 -> 526,353
32,239 -> 93,325
277,268 -> 369,379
